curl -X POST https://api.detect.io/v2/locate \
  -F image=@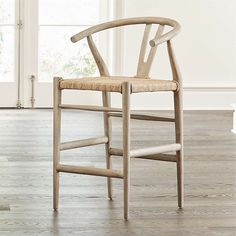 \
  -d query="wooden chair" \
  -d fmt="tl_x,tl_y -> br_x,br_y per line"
53,17 -> 183,220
